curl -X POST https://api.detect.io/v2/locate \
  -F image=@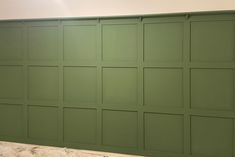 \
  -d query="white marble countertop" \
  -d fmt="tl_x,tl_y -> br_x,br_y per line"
0,141 -> 143,157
